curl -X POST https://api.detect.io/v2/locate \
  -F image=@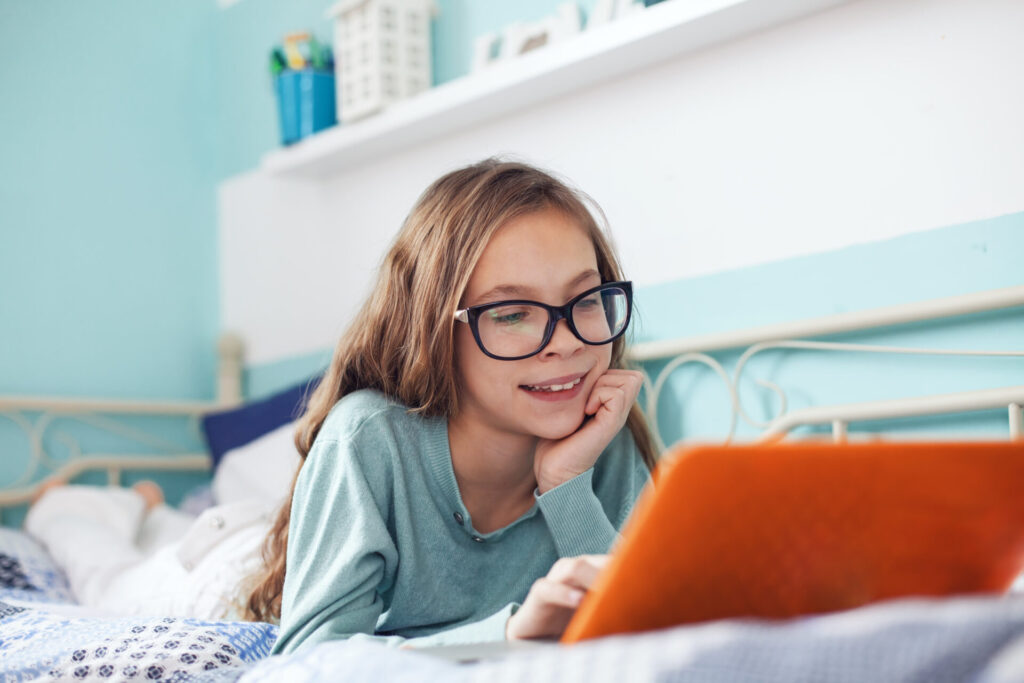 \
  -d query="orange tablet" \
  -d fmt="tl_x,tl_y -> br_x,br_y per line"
562,441 -> 1024,643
